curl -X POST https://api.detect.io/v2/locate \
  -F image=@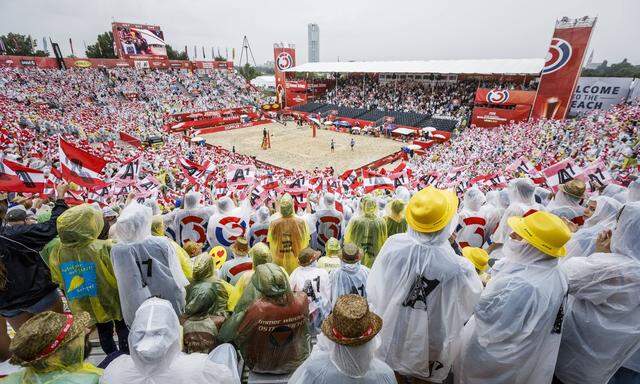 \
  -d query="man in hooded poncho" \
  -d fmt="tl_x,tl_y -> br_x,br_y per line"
289,295 -> 397,384
384,199 -> 407,237
111,203 -> 190,326
367,186 -> 482,382
48,204 -> 127,355
101,298 -> 239,384
219,263 -> 310,374
345,195 -> 387,268
455,187 -> 487,249
268,194 -> 310,274
314,193 -> 344,253
554,202 -> 640,384
173,191 -> 216,249
457,211 -> 571,384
